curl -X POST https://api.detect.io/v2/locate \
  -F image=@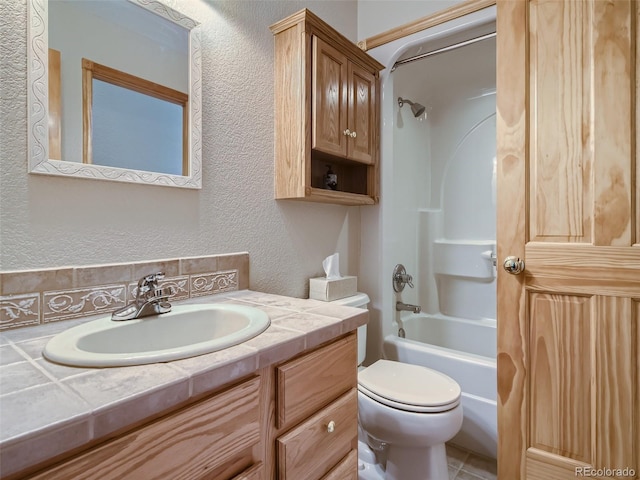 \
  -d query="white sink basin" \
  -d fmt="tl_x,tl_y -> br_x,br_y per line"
43,304 -> 270,367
